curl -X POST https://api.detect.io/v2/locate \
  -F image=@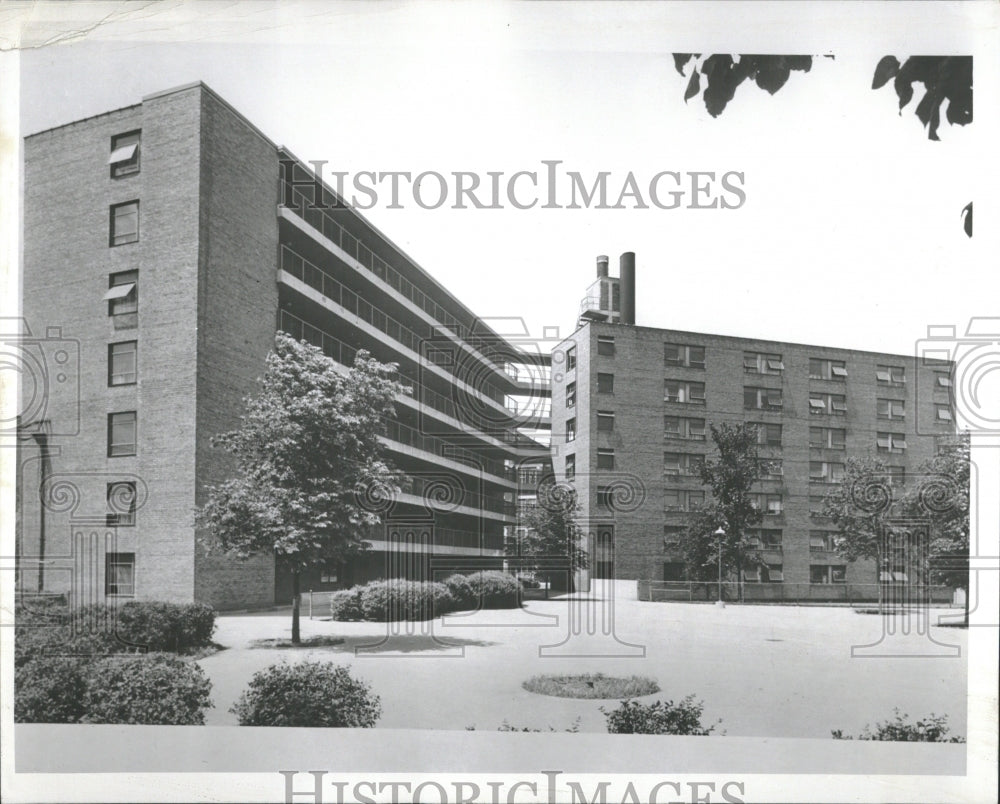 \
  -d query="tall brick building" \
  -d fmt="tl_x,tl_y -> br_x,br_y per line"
551,254 -> 958,594
17,82 -> 549,610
